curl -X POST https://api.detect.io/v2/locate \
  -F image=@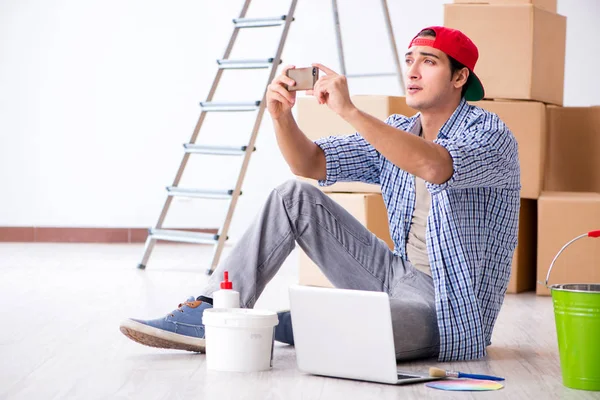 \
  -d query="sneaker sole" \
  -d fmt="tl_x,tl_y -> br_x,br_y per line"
119,319 -> 206,353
